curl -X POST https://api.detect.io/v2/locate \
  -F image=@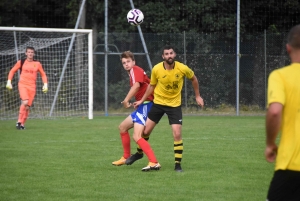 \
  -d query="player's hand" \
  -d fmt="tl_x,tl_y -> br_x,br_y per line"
42,83 -> 48,93
121,100 -> 132,108
265,144 -> 278,163
6,80 -> 12,90
196,96 -> 204,108
133,100 -> 142,109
